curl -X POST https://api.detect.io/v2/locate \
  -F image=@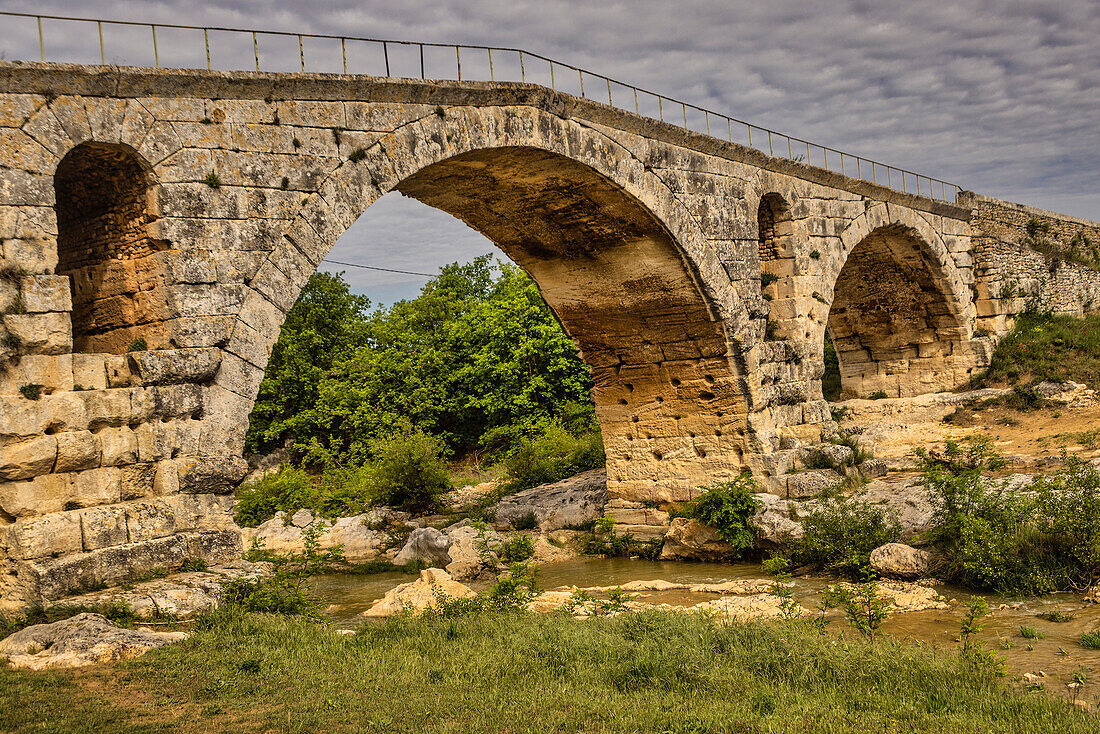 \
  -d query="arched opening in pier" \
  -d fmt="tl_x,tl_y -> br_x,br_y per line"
54,142 -> 165,354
